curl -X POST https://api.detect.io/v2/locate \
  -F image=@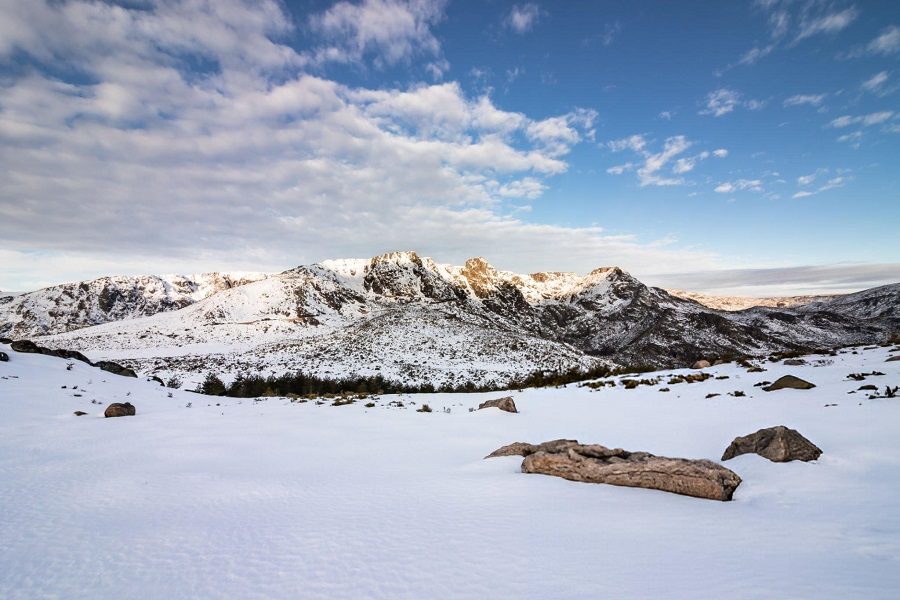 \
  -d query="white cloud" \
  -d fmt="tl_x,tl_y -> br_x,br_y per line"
861,71 -> 889,94
738,44 -> 775,66
700,88 -> 765,117
792,190 -> 814,199
797,173 -> 816,185
606,163 -> 634,175
769,10 -> 790,39
796,7 -> 858,41
868,25 -> 900,55
714,179 -> 764,194
607,134 -> 647,153
829,111 -> 894,128
505,4 -> 542,34
658,111 -> 673,120
307,0 -> 447,68
783,93 -> 826,107
701,89 -> 740,117
712,148 -> 728,158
